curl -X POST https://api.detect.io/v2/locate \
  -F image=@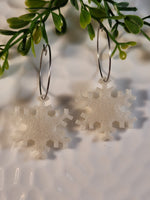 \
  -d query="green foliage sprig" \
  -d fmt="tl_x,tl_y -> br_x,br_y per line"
0,0 -> 149,75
